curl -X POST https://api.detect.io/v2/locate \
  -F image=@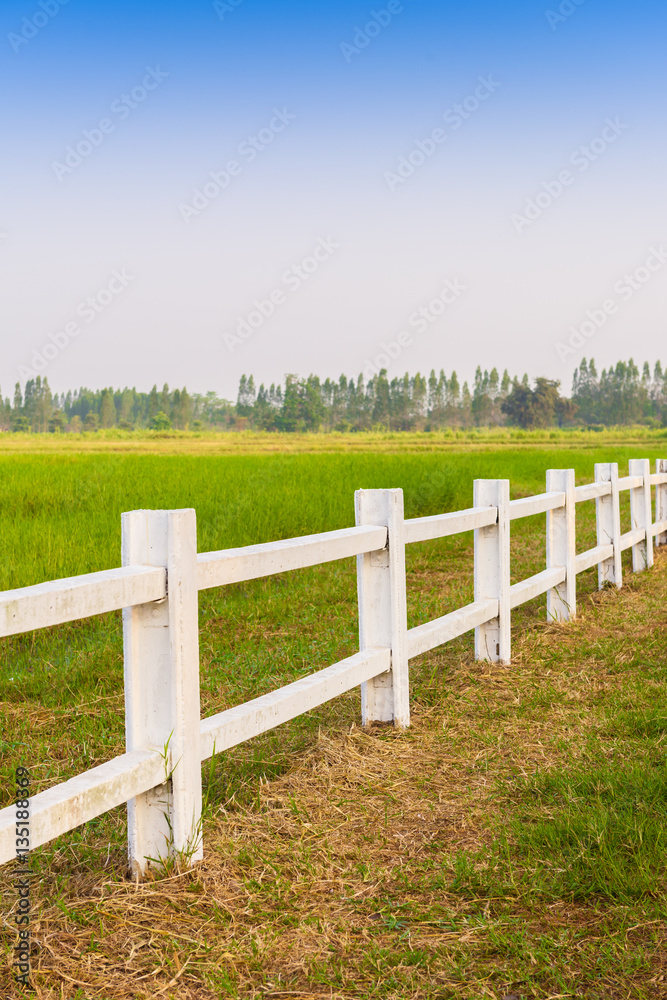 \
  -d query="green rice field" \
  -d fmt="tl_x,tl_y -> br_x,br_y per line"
2,431 -> 667,998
